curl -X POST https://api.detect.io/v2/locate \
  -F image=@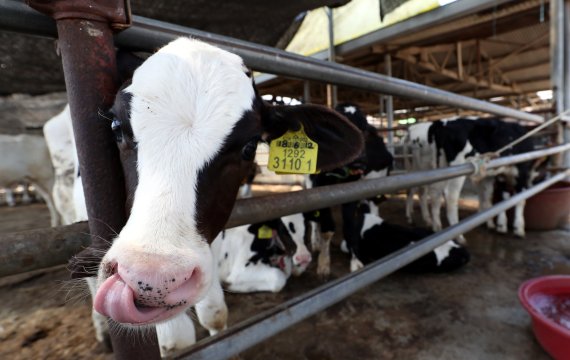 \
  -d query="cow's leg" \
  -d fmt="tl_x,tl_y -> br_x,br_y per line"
405,187 -> 415,224
477,177 -> 495,230
496,191 -> 510,234
445,176 -> 466,244
156,312 -> 196,358
350,254 -> 364,272
22,183 -> 32,204
341,201 -> 358,251
419,186 -> 432,227
5,188 -> 15,207
309,220 -> 321,253
316,207 -> 335,279
317,231 -> 333,279
86,277 -> 111,350
225,263 -> 288,293
32,180 -> 60,227
513,198 -> 526,238
195,279 -> 228,336
429,186 -> 443,232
